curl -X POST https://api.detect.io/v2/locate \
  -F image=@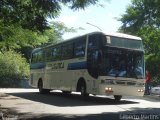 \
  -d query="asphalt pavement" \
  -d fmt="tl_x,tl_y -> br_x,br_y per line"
0,88 -> 160,120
